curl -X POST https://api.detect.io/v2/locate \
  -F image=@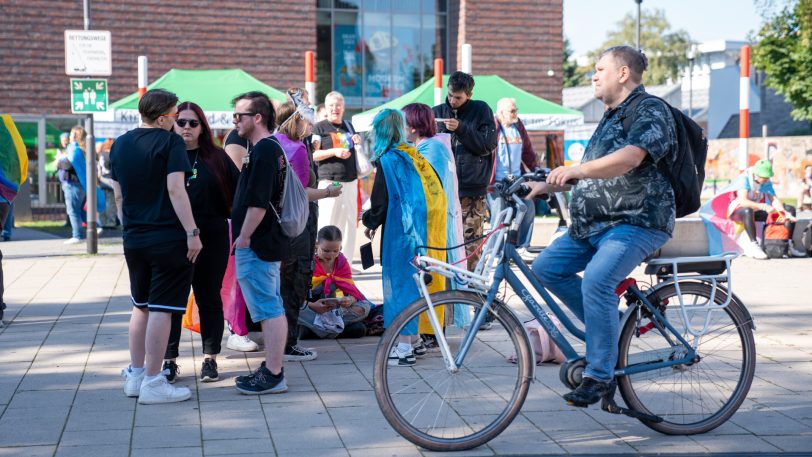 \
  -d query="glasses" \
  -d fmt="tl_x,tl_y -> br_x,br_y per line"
509,109 -> 518,114
176,119 -> 200,128
233,112 -> 255,122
